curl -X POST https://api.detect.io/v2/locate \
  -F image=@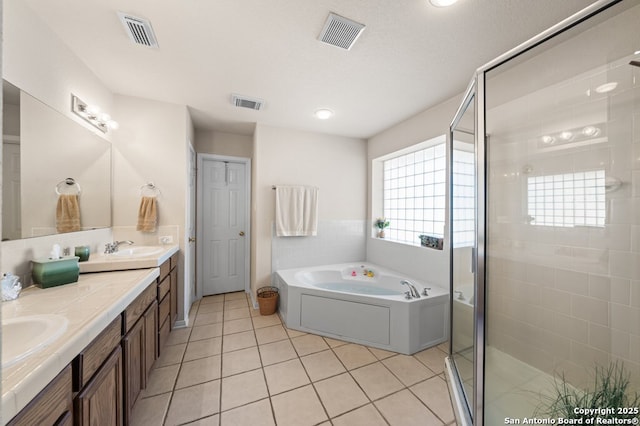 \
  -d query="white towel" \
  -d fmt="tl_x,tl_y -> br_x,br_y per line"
275,185 -> 318,237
